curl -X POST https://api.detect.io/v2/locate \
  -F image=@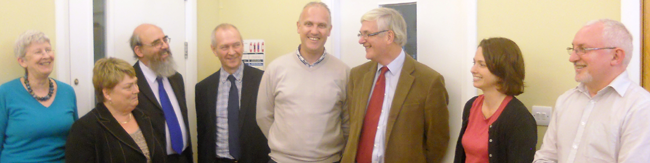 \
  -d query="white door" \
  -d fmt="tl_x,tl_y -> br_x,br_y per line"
61,0 -> 196,117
